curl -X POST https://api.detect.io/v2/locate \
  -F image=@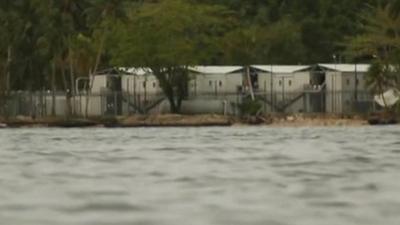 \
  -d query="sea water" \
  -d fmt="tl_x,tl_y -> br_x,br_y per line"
1,126 -> 400,225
